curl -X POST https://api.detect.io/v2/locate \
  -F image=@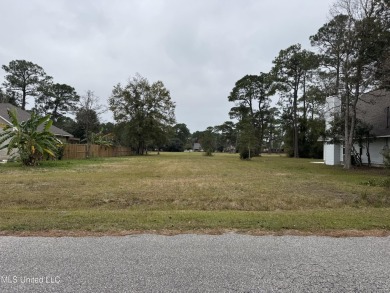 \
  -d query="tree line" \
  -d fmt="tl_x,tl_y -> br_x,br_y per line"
0,61 -> 187,155
0,59 -> 212,156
